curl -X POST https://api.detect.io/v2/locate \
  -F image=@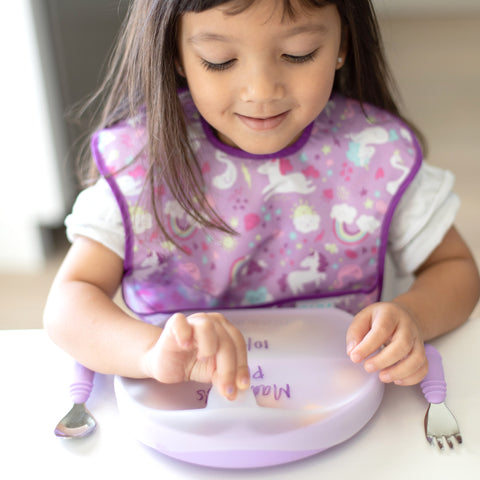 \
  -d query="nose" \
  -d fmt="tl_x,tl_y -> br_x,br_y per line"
239,61 -> 285,104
